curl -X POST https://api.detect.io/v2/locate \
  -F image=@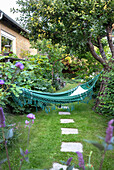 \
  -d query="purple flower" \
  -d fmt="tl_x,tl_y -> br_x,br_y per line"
25,149 -> 29,155
15,62 -> 24,70
0,107 -> 5,127
105,125 -> 113,144
25,120 -> 29,125
32,120 -> 34,124
108,119 -> 114,126
66,157 -> 73,166
27,113 -> 35,119
76,152 -> 85,170
0,79 -> 5,85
